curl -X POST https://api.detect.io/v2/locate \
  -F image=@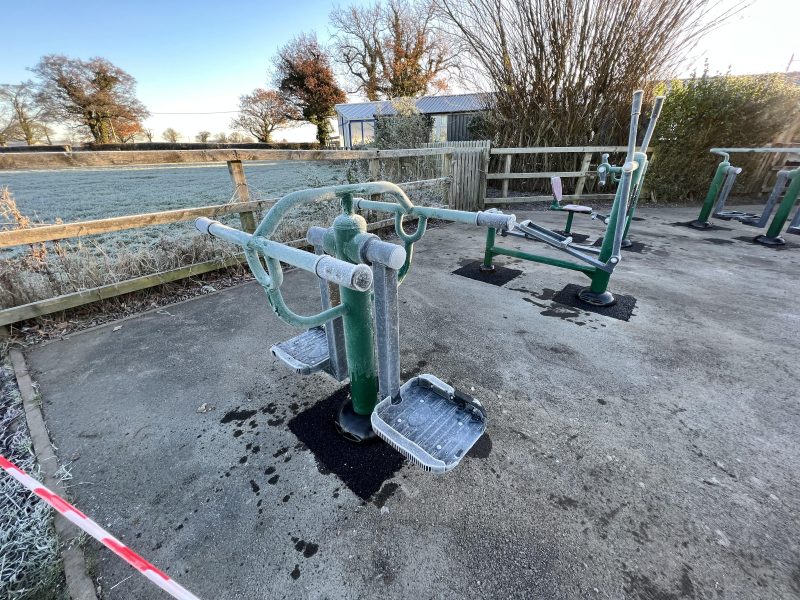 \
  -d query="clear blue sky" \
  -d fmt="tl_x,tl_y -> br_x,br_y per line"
1,0 -> 797,142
